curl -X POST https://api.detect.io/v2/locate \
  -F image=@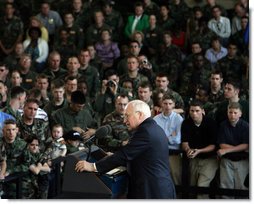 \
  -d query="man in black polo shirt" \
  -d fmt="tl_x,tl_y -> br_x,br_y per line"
181,99 -> 218,198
